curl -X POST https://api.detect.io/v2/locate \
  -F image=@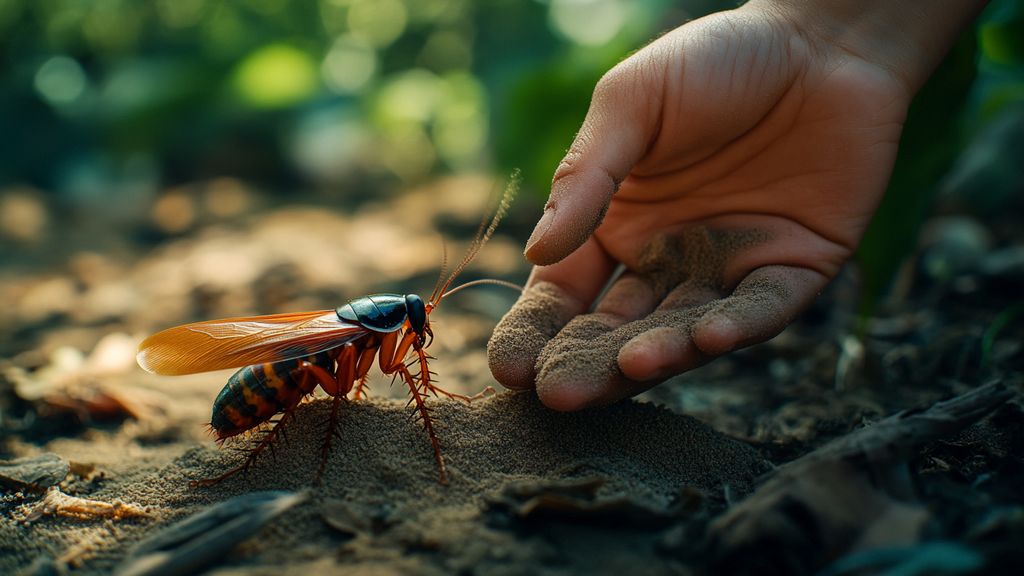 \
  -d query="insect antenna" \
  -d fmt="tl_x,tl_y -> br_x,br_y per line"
429,170 -> 519,309
428,237 -> 449,306
441,278 -> 523,300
